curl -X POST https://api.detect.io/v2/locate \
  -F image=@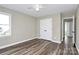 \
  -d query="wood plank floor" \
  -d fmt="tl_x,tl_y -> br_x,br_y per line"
55,41 -> 78,55
0,39 -> 78,55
